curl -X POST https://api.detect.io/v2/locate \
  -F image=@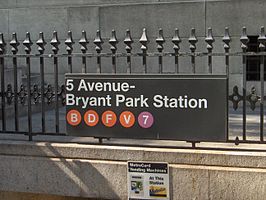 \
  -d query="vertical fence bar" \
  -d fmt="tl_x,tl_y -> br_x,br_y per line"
94,30 -> 103,73
23,32 -> 33,140
36,32 -> 46,133
12,44 -> 19,131
223,27 -> 231,77
50,31 -> 60,133
109,30 -> 118,74
172,29 -> 181,74
240,27 -> 249,141
139,28 -> 149,73
258,26 -> 266,141
189,28 -> 198,74
124,29 -> 133,74
205,27 -> 214,74
10,33 -> 20,131
0,33 -> 6,131
156,28 -> 165,74
79,31 -> 89,73
65,31 -> 74,73
223,27 -> 231,142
